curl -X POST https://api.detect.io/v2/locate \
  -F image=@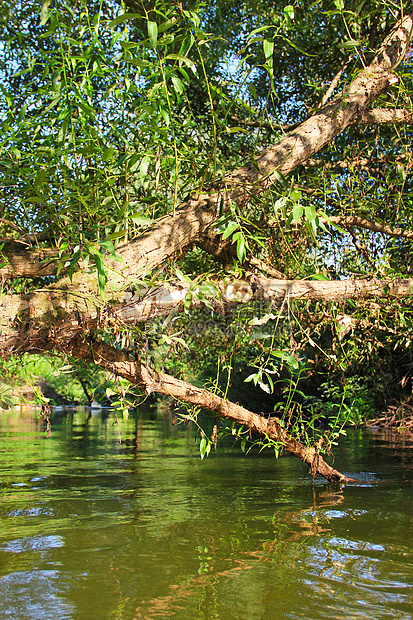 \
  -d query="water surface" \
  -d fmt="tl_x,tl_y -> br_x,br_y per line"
0,408 -> 413,619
